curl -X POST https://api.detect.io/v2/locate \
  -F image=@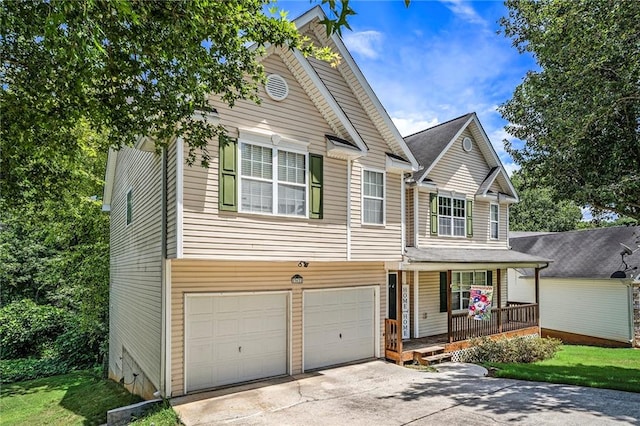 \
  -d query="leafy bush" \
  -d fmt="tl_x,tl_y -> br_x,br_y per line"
0,358 -> 70,384
54,328 -> 102,369
460,336 -> 561,364
0,299 -> 69,359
